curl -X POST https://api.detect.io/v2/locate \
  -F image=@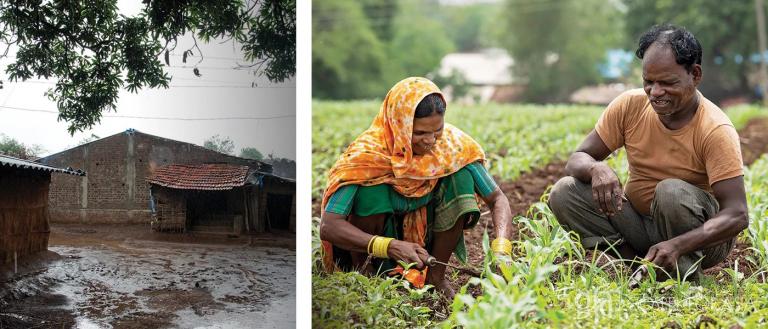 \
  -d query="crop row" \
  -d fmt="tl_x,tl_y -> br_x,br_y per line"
311,102 -> 768,328
313,101 -> 604,198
